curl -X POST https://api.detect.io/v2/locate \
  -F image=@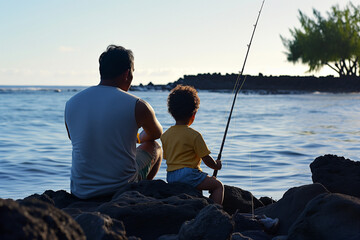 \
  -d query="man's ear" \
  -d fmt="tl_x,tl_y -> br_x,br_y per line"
122,69 -> 130,80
